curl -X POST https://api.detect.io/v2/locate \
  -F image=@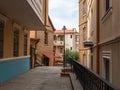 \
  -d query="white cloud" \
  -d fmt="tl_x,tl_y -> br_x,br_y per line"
49,0 -> 79,30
